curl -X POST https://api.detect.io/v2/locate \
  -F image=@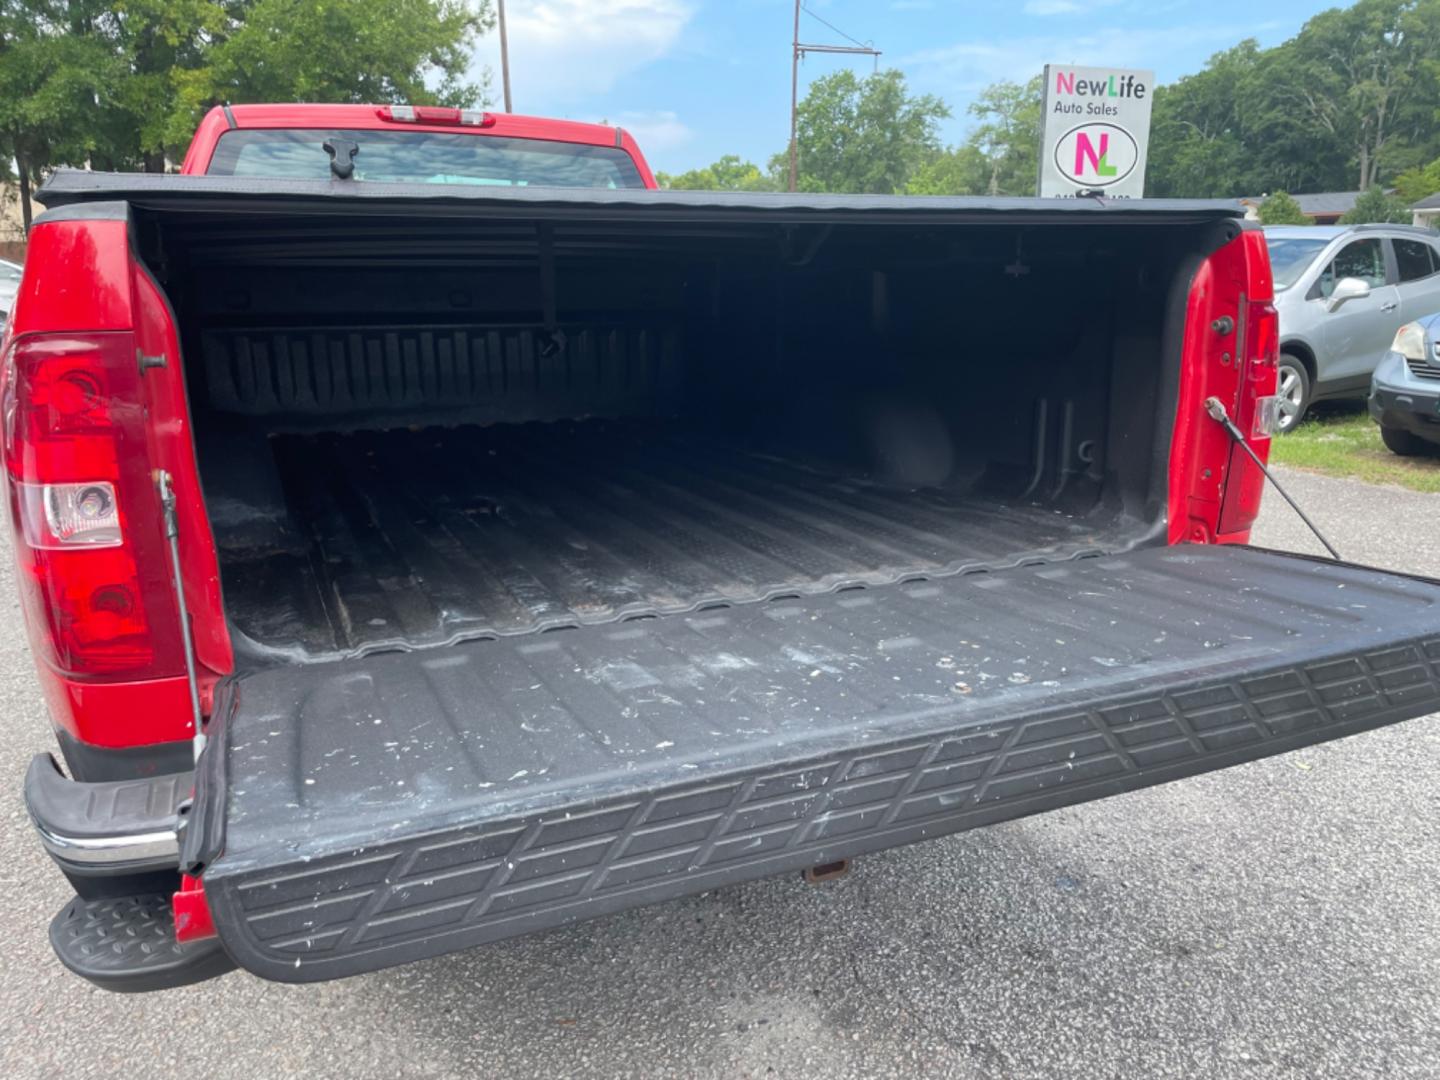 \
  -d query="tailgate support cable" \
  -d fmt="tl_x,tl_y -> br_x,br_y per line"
156,470 -> 207,761
1204,397 -> 1342,560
